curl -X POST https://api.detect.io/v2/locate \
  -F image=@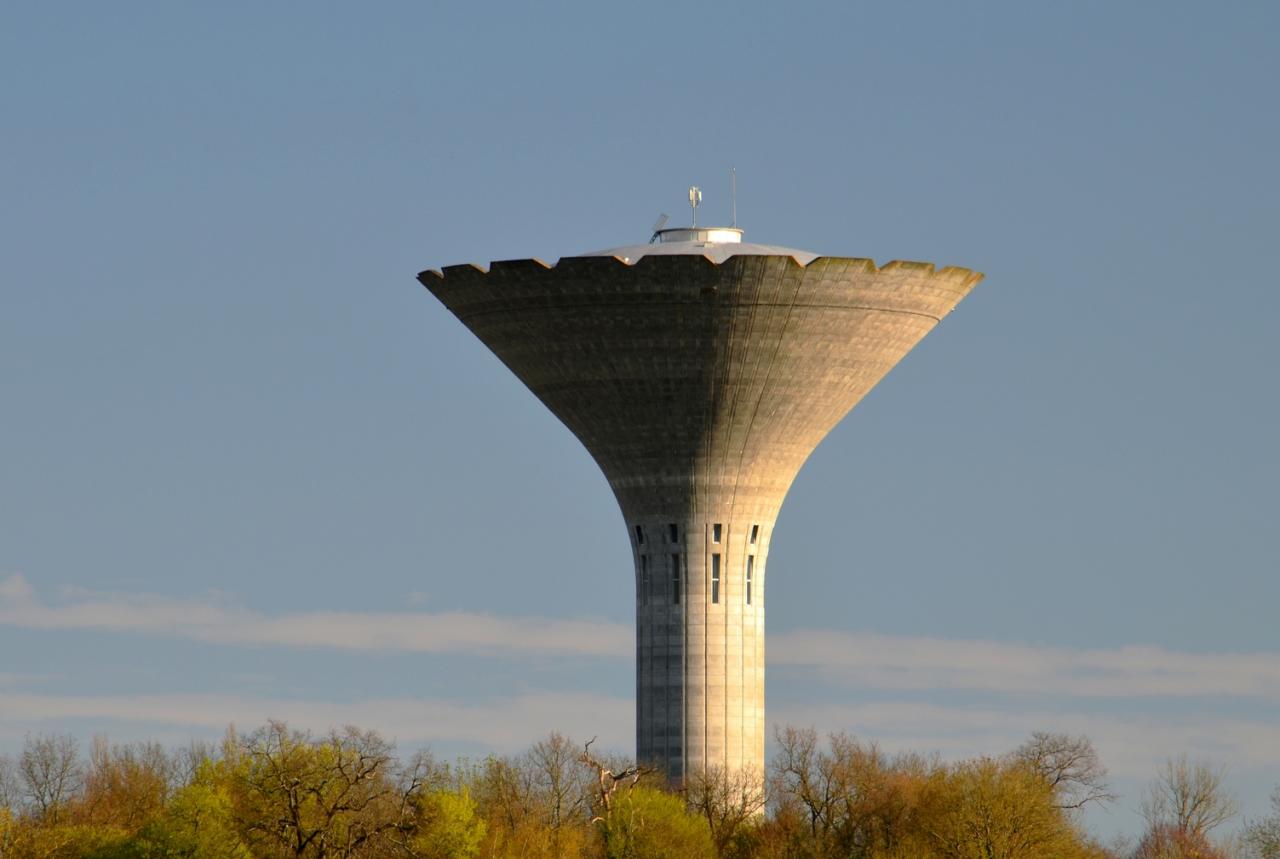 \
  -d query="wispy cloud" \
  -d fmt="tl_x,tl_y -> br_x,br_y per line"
4,574 -> 1279,703
769,630 -> 1280,700
770,699 -> 1280,776
0,574 -> 630,658
0,689 -> 632,751
2,686 -> 1277,778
